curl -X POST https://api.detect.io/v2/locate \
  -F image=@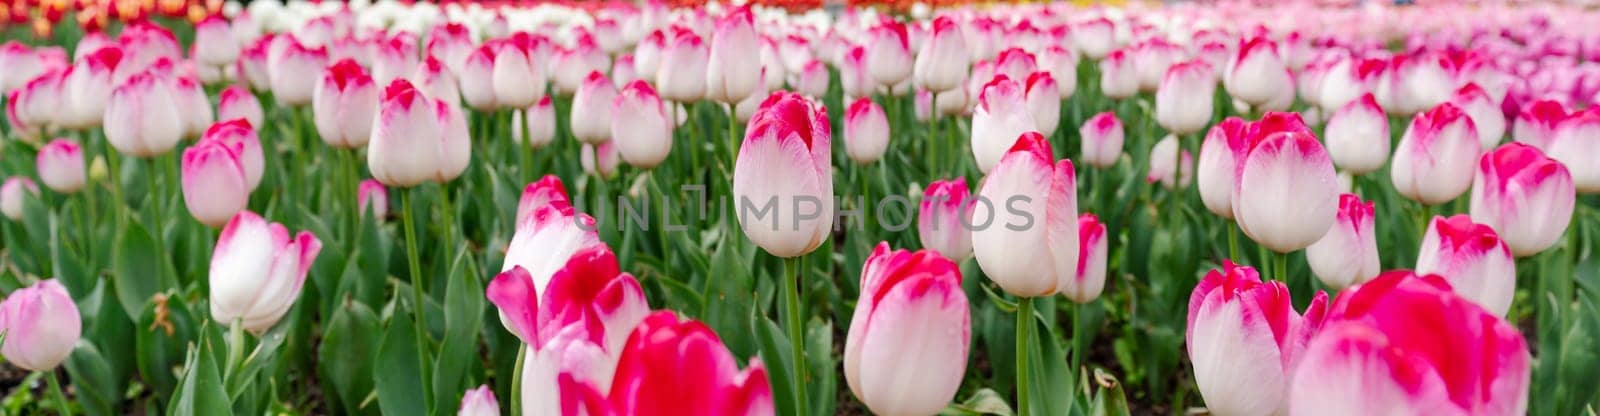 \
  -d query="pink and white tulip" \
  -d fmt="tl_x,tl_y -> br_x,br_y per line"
313,59 -> 379,148
795,60 -> 831,99
1512,99 -> 1566,150
845,243 -> 970,416
268,36 -> 328,106
571,72 -> 617,144
1323,93 -> 1391,175
1156,59 -> 1217,135
705,8 -> 762,104
193,16 -> 239,67
841,46 -> 872,101
370,35 -> 418,88
656,28 -> 708,103
181,139 -> 252,227
972,133 -> 1077,297
367,79 -> 471,187
1224,37 -> 1292,107
492,33 -> 549,109
971,75 -> 1038,174
0,178 -> 39,221
358,179 -> 387,220
1080,112 -> 1124,169
919,178 -> 974,261
914,17 -> 967,93
844,97 -> 890,164
413,55 -> 460,107
209,211 -> 323,333
1453,84 -> 1507,152
1074,17 -> 1116,59
1197,118 -> 1251,218
610,311 -> 773,416
0,279 -> 80,371
1549,109 -> 1600,193
1099,49 -> 1137,99
732,92 -> 834,258
1417,215 -> 1517,316
61,47 -> 124,129
612,80 -> 674,169
1470,143 -> 1575,257
865,20 -> 914,89
35,139 -> 85,194
202,120 -> 265,190
1234,128 -> 1340,253
1305,194 -> 1380,290
104,70 -> 182,157
1148,134 -> 1193,190
581,141 -> 621,179
1063,213 -> 1108,303
217,85 -> 264,128
1188,261 -> 1327,416
1392,103 -> 1481,205
1024,72 -> 1060,136
457,385 -> 499,416
513,97 -> 557,148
